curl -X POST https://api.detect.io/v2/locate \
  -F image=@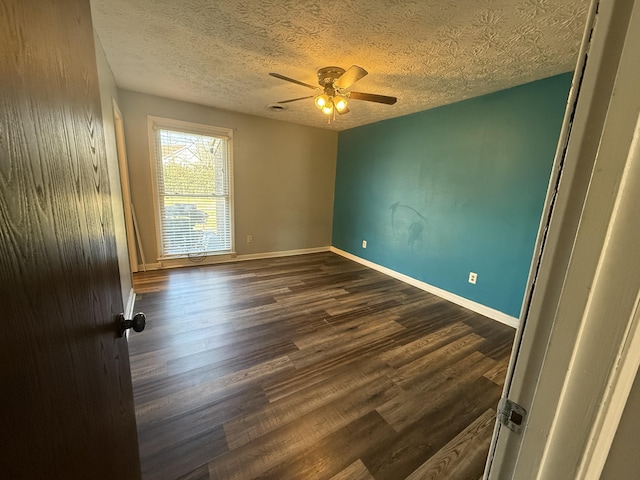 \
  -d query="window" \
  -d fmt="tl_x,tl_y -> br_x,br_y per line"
148,117 -> 233,259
